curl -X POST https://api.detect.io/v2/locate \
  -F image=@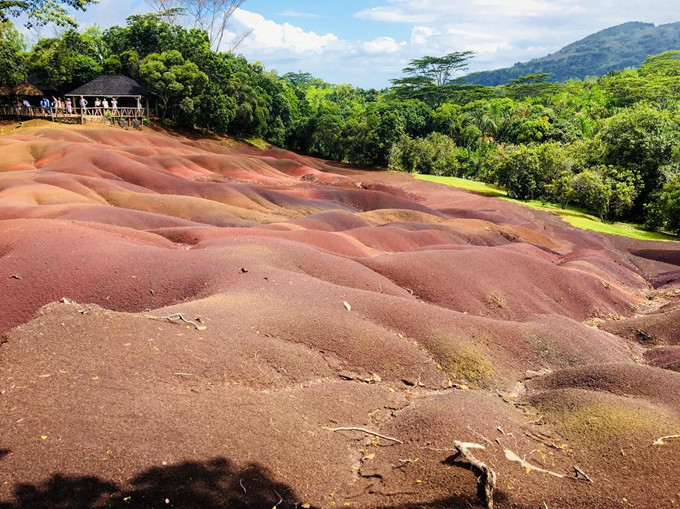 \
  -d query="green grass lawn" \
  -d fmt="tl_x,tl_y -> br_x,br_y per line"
415,174 -> 678,242
240,136 -> 270,149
